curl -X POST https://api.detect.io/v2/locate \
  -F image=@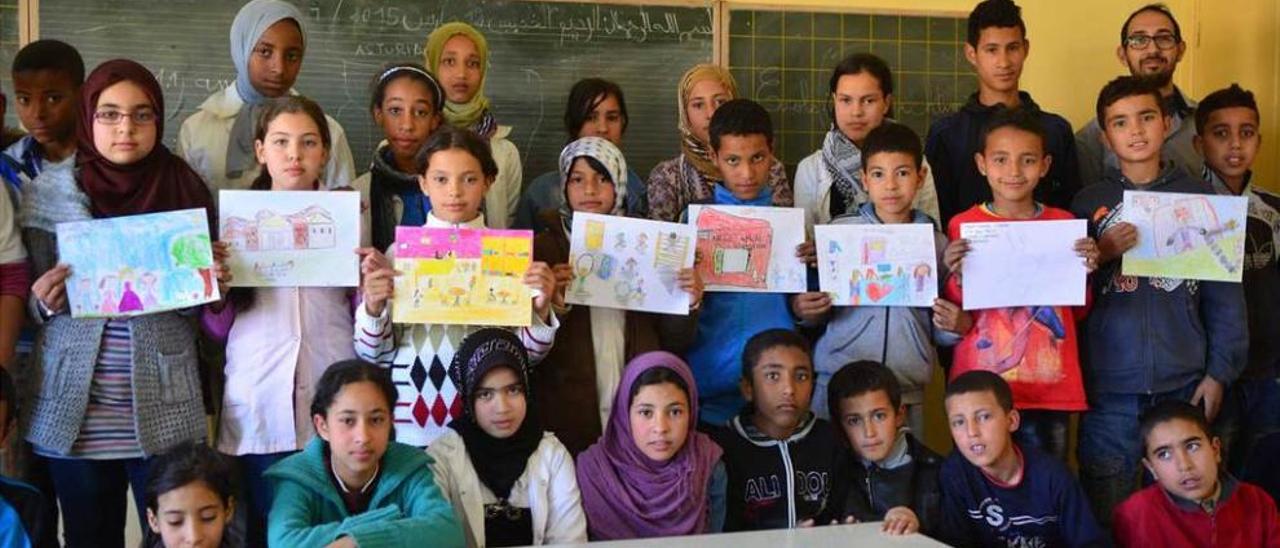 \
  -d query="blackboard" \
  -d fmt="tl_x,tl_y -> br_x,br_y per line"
726,8 -> 976,175
38,0 -> 714,180
1,0 -> 18,130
